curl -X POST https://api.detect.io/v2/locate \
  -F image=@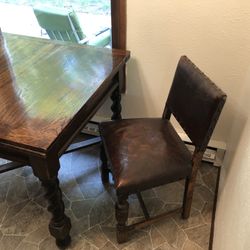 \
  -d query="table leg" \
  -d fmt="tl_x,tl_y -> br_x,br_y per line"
30,157 -> 71,247
111,87 -> 122,120
41,177 -> 71,247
